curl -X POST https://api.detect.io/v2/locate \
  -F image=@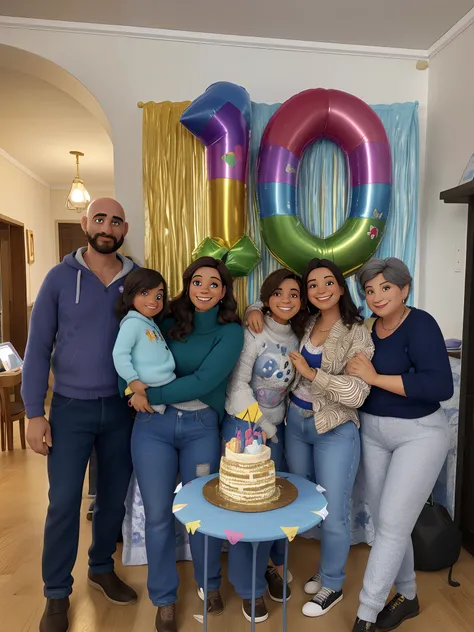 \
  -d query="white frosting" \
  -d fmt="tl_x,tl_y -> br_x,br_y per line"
224,444 -> 271,464
219,445 -> 278,504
